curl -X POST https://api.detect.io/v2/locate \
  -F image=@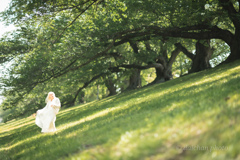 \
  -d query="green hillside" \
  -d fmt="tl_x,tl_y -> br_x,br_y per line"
0,60 -> 240,160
